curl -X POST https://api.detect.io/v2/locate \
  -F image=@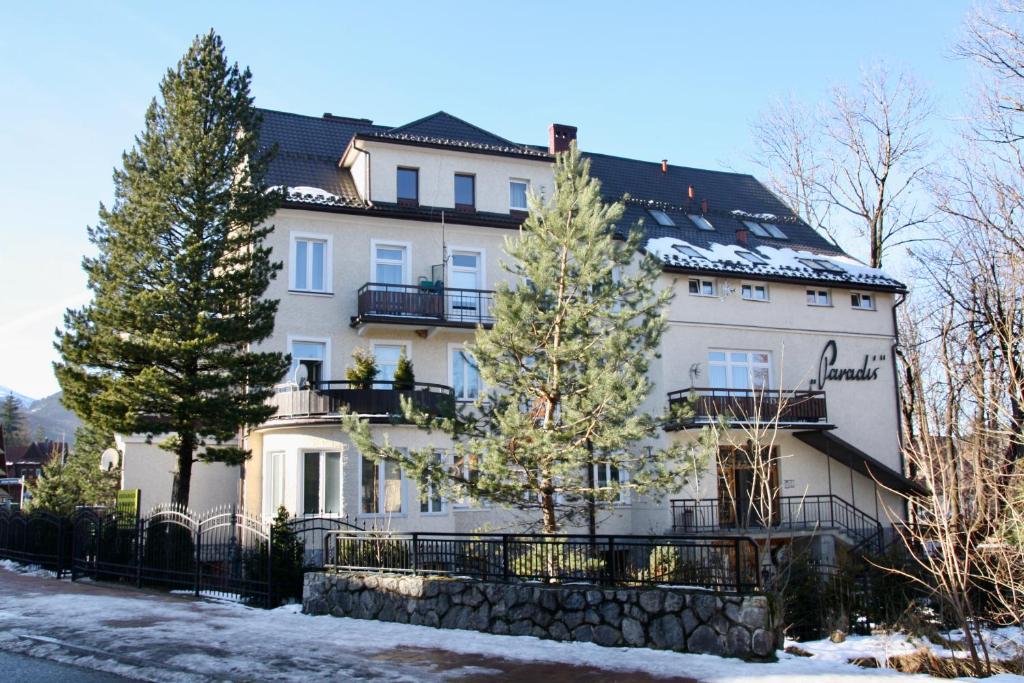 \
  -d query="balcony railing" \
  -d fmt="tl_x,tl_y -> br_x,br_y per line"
670,494 -> 883,552
266,381 -> 455,423
352,283 -> 495,328
667,387 -> 828,427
